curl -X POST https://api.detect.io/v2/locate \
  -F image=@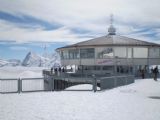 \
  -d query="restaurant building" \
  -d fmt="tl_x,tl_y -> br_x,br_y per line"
56,20 -> 160,77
